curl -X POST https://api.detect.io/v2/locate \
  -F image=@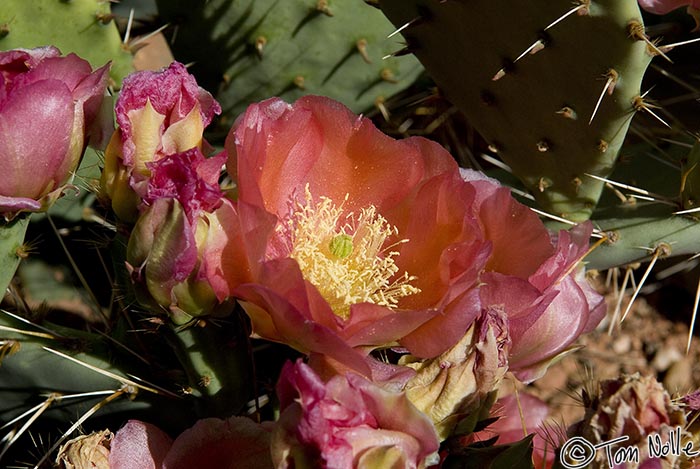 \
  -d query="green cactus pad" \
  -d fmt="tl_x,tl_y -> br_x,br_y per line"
156,0 -> 424,131
0,0 -> 133,86
0,216 -> 29,297
0,312 -> 146,430
550,140 -> 700,270
584,205 -> 700,270
380,0 -> 654,221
